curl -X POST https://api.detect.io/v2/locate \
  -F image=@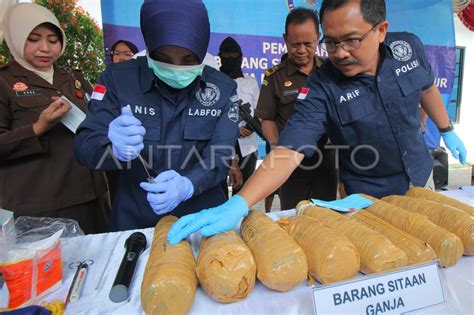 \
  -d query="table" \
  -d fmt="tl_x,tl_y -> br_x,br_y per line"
2,190 -> 474,314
